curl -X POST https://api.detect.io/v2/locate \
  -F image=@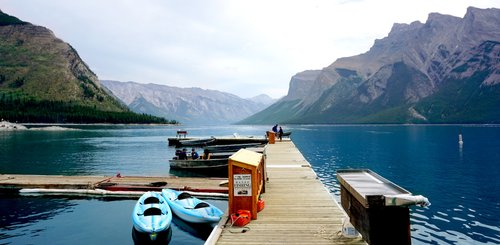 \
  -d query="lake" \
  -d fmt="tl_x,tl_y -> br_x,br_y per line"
1,124 -> 499,244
